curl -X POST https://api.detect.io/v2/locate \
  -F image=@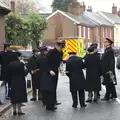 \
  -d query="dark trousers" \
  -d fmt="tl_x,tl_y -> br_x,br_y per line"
71,90 -> 85,107
53,72 -> 58,103
42,91 -> 55,108
32,88 -> 41,99
105,82 -> 117,99
5,81 -> 11,98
